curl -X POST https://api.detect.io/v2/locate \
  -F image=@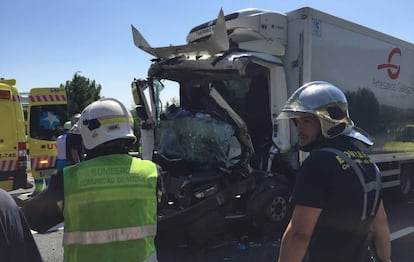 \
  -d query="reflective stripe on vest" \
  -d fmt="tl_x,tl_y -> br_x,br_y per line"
319,147 -> 381,221
65,188 -> 156,204
63,224 -> 156,245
